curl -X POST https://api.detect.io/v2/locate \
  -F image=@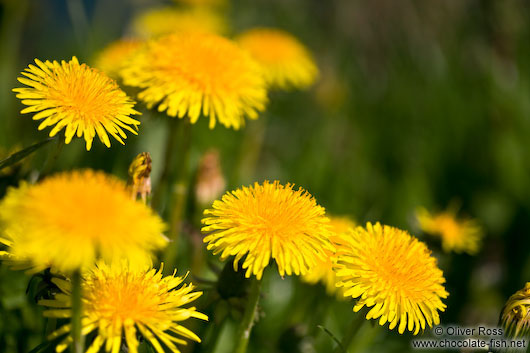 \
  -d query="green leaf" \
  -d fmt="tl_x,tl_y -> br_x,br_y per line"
0,138 -> 54,171
28,340 -> 53,353
317,325 -> 346,353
